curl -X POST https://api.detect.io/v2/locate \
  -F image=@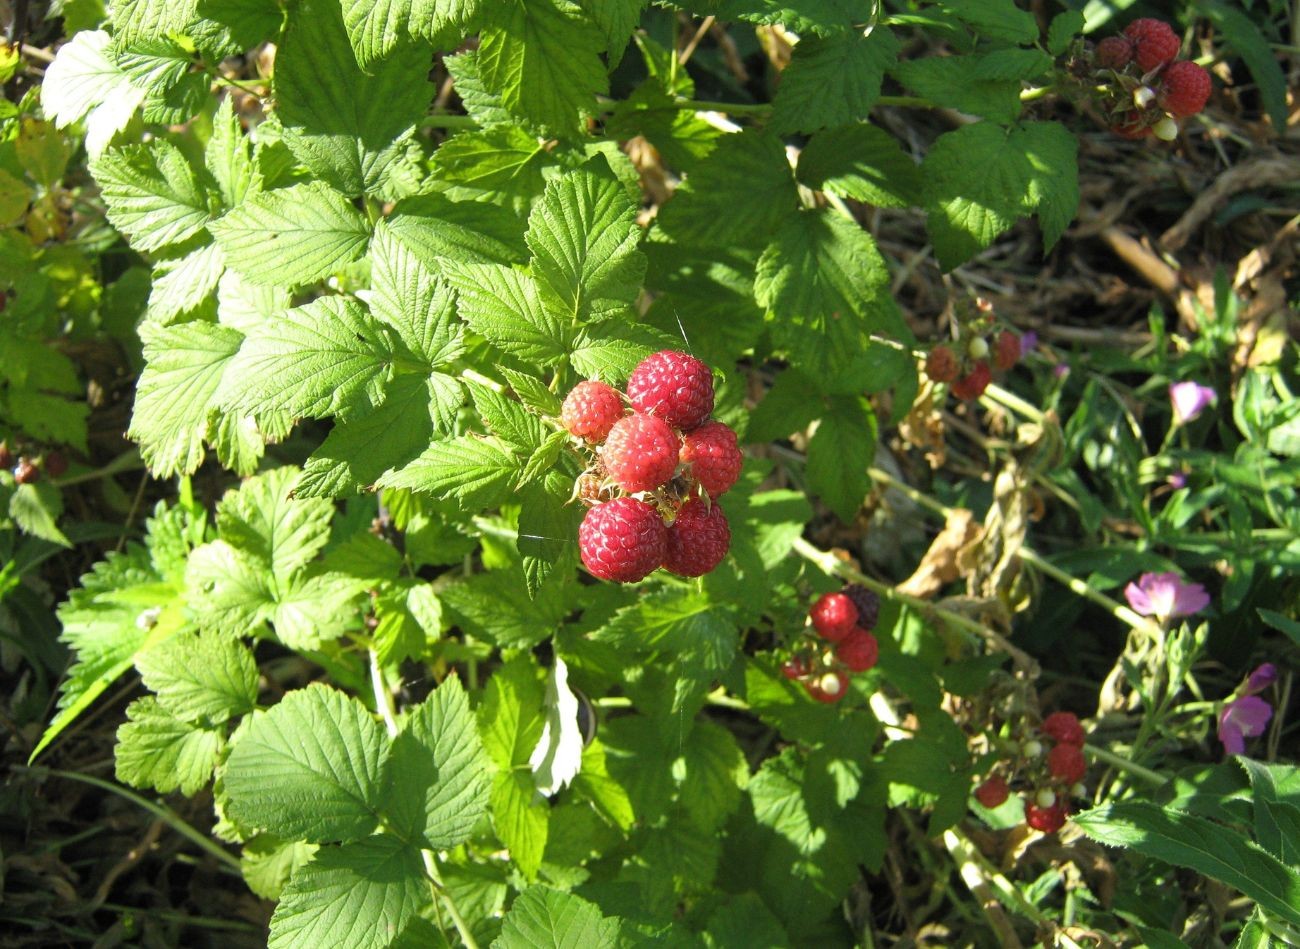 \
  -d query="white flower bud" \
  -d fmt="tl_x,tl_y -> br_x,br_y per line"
1133,86 -> 1156,108
819,672 -> 843,696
